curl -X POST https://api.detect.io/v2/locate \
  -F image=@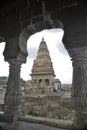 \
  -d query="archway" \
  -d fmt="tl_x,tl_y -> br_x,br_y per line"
19,17 -> 72,108
1,1 -> 87,128
4,17 -> 71,122
38,79 -> 43,88
45,79 -> 50,86
19,18 -> 64,63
